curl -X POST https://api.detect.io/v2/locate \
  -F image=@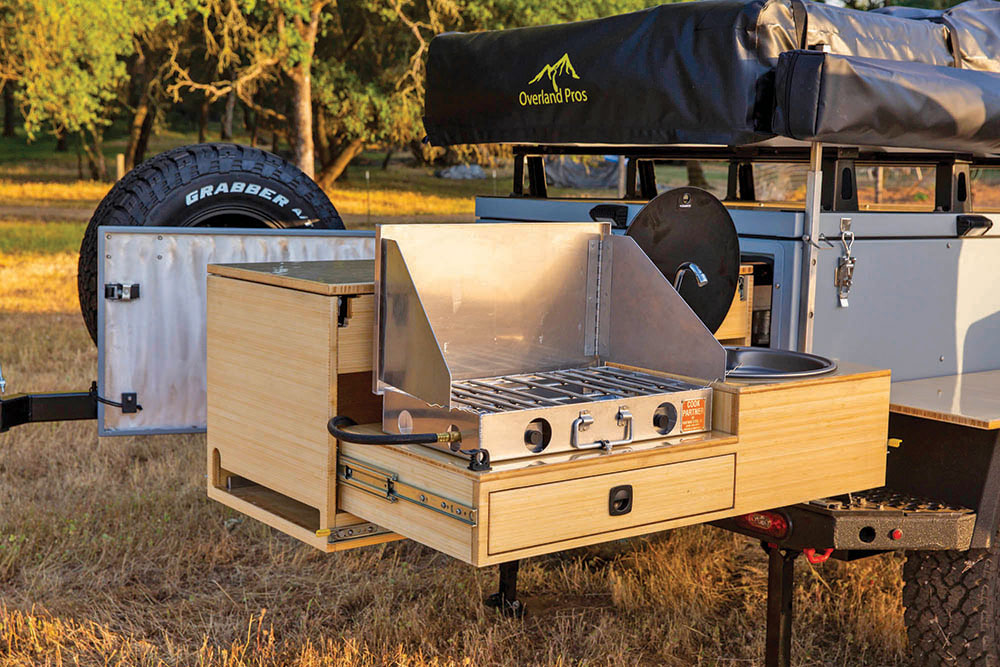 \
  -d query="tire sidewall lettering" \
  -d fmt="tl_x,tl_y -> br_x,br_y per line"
184,180 -> 305,218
